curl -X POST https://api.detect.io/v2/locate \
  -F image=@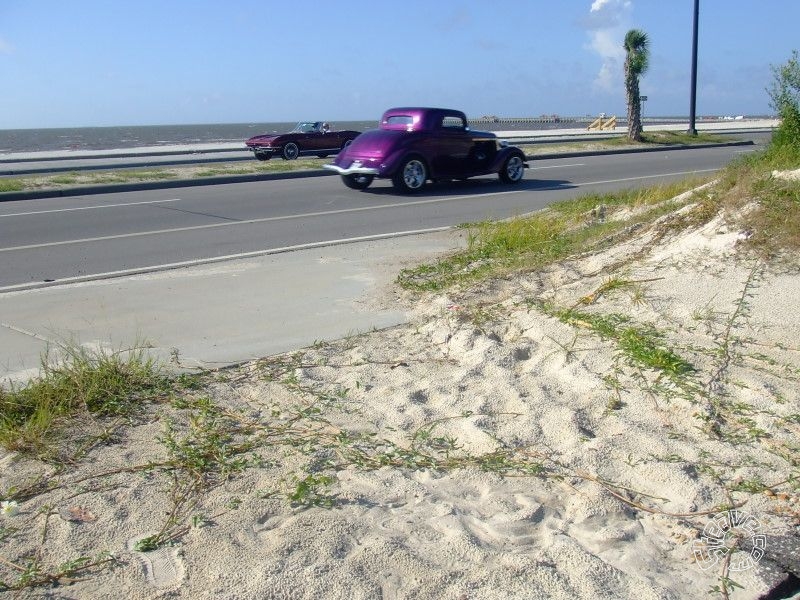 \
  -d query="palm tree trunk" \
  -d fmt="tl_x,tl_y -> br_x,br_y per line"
625,71 -> 642,142
623,29 -> 649,143
626,66 -> 643,141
